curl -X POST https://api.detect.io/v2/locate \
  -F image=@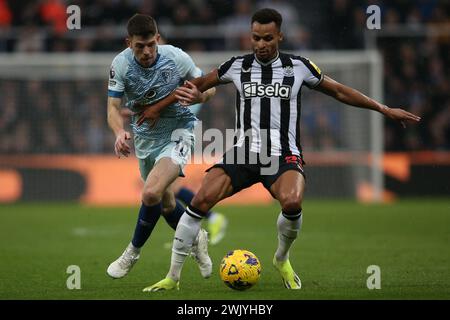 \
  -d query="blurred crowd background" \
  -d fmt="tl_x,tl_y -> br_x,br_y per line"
0,0 -> 449,154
